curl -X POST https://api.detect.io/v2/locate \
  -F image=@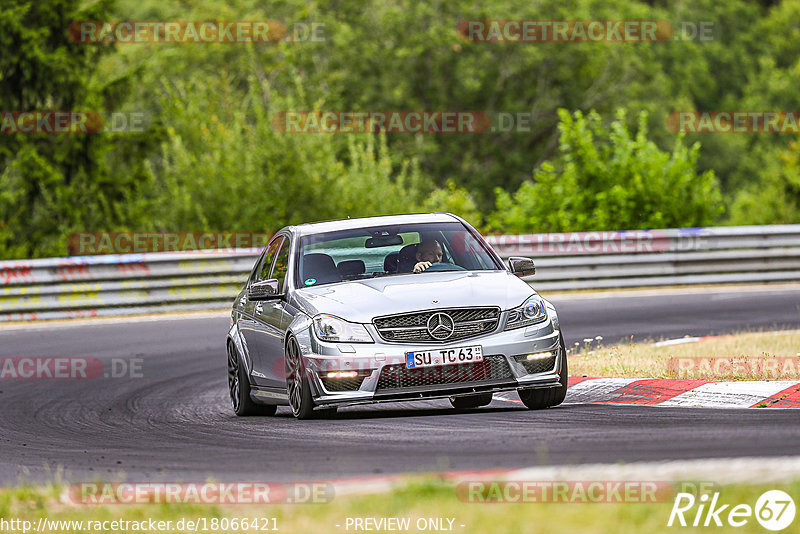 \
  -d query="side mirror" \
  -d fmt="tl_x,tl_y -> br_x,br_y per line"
249,279 -> 281,300
508,257 -> 535,277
